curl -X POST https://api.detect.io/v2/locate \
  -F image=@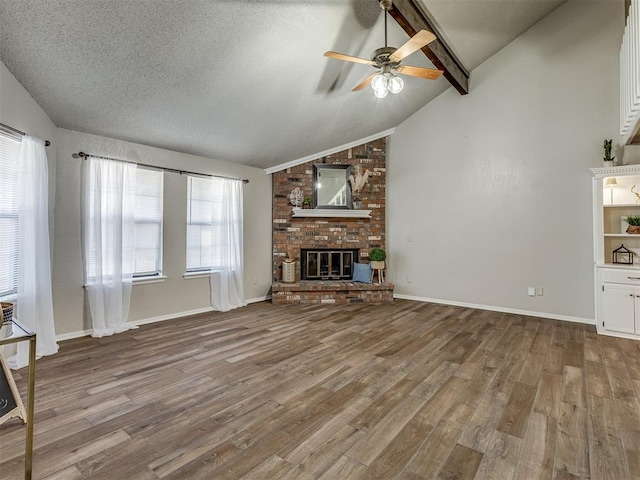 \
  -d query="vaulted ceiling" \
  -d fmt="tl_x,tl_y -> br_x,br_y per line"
0,0 -> 564,169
